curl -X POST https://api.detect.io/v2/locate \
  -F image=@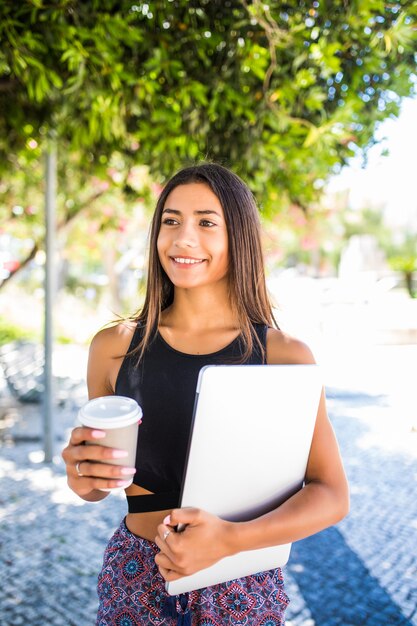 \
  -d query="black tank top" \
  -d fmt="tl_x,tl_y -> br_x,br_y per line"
116,323 -> 268,513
